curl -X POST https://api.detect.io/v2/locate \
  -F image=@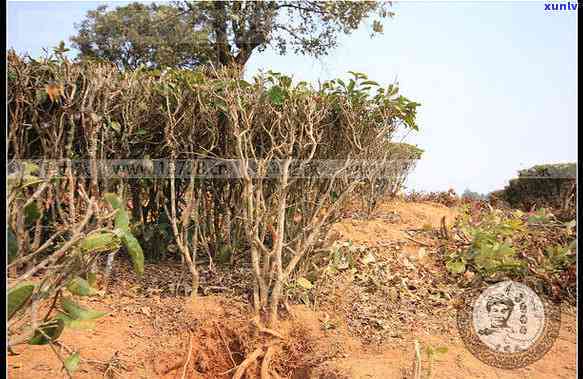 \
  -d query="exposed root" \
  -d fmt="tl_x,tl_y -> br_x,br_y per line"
232,348 -> 265,379
413,340 -> 422,379
215,322 -> 236,368
227,344 -> 283,379
251,317 -> 287,340
149,299 -> 316,378
181,332 -> 193,379
157,359 -> 185,375
261,345 -> 276,379
259,327 -> 286,341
